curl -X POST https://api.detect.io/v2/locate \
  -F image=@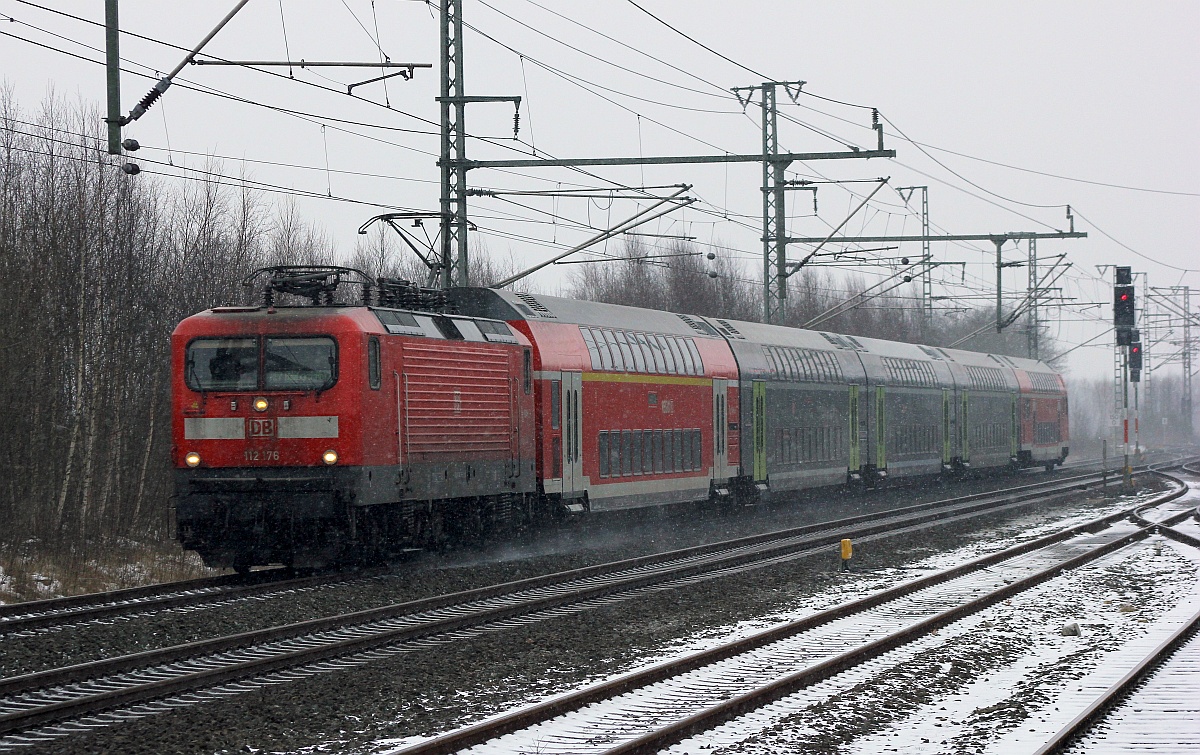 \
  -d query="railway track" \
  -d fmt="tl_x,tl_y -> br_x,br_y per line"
0,456 -> 1123,638
1028,465 -> 1200,755
0,466 -> 1148,747
0,567 -> 391,635
0,448 -> 1164,640
387,472 -> 1194,755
